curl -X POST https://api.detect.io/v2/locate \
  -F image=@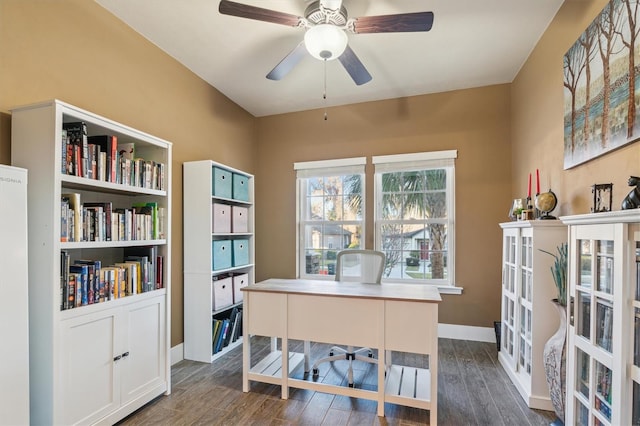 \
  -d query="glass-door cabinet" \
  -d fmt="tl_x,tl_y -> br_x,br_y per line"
499,220 -> 566,410
563,210 -> 640,426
